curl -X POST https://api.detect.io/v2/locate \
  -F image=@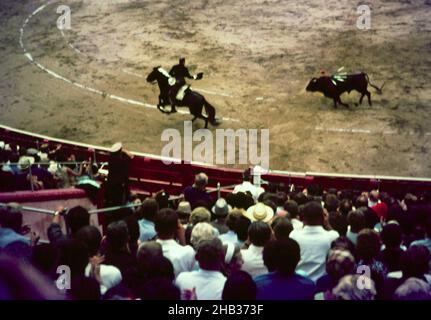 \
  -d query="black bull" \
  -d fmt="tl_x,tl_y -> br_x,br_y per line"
306,73 -> 384,108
